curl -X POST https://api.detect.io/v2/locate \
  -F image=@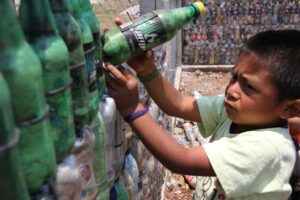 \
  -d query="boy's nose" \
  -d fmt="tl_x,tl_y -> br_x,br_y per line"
225,82 -> 240,101
225,93 -> 238,102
